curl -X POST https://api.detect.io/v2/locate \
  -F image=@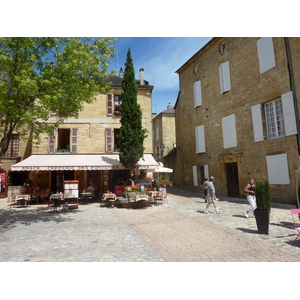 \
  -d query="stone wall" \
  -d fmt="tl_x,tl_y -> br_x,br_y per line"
175,37 -> 300,204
